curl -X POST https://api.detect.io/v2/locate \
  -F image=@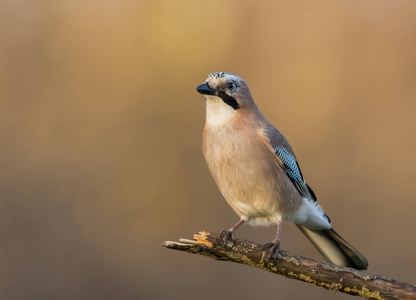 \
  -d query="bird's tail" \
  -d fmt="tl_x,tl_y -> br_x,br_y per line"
297,225 -> 368,270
